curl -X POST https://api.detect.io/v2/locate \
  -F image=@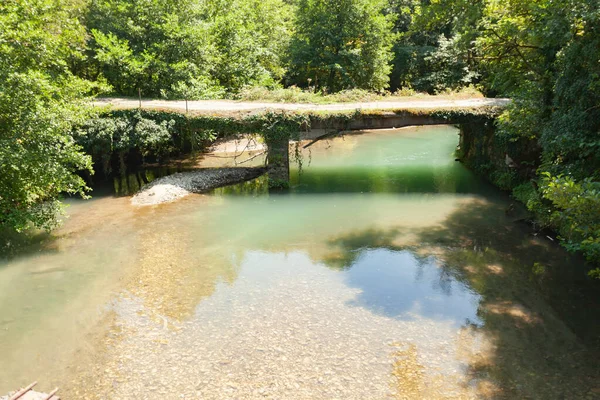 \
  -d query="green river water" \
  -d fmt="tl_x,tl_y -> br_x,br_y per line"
0,126 -> 598,399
